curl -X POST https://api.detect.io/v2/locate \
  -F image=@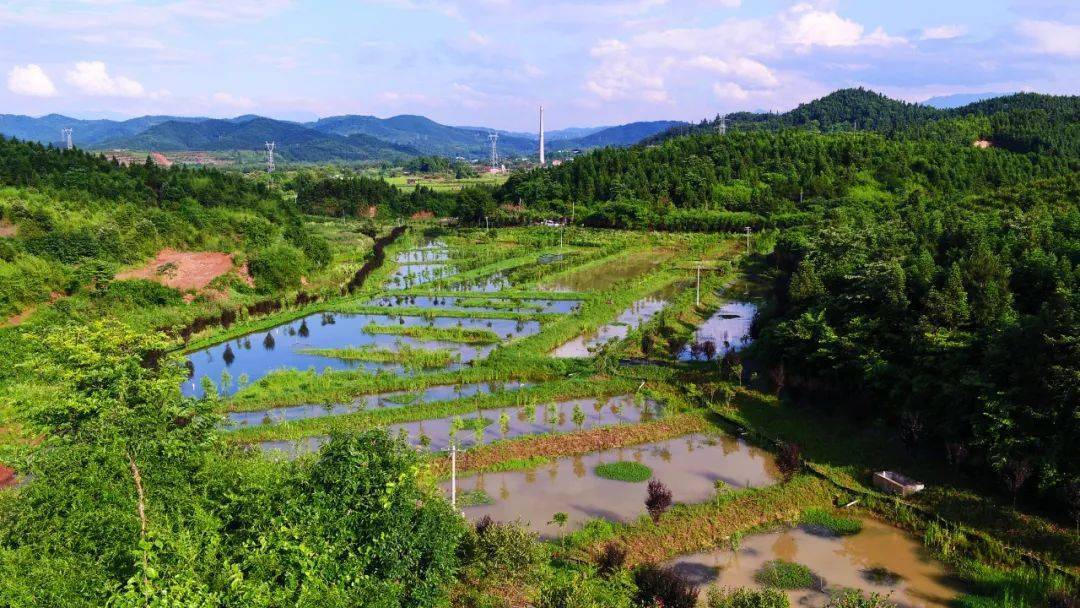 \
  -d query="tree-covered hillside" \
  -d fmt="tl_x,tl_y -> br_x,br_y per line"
0,136 -> 330,318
